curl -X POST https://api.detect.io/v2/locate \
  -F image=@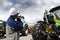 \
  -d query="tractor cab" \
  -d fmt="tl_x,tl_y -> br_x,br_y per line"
49,6 -> 60,27
44,12 -> 55,24
49,6 -> 60,34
